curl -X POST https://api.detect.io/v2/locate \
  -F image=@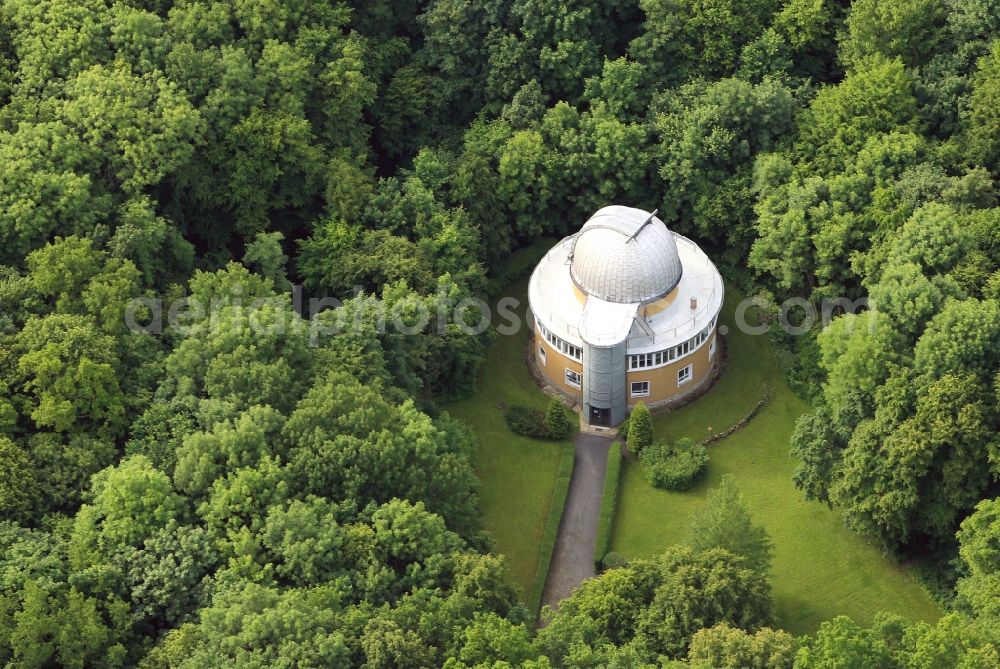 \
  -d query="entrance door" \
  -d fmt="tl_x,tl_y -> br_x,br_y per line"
589,406 -> 610,426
